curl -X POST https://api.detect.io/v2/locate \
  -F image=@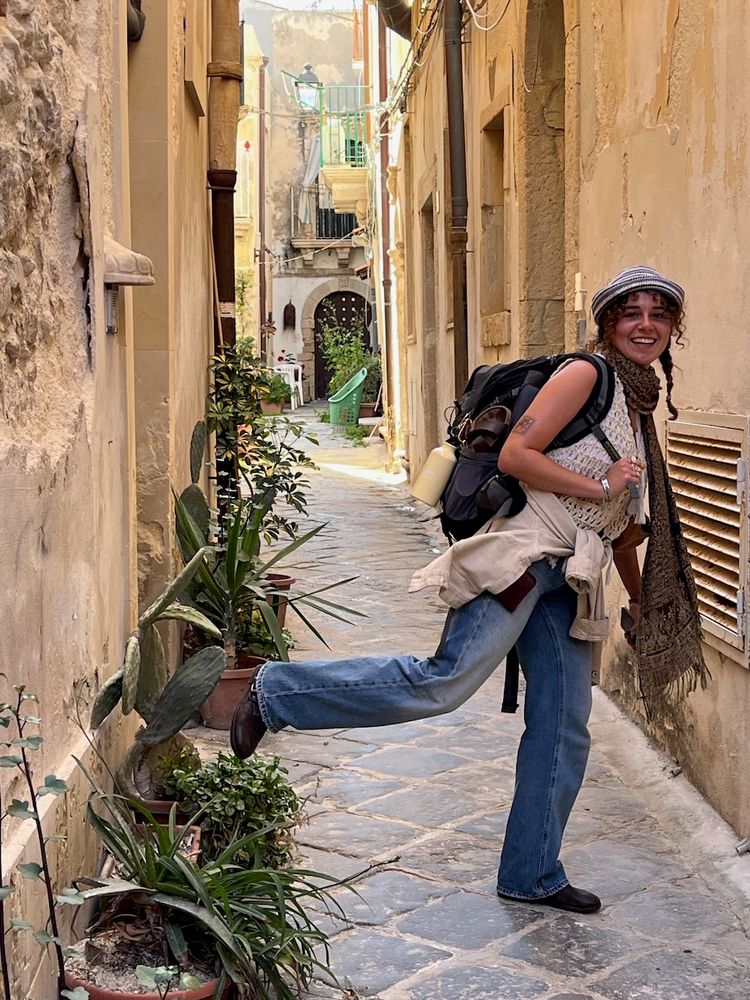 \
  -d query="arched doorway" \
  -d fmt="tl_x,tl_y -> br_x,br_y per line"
313,291 -> 372,399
